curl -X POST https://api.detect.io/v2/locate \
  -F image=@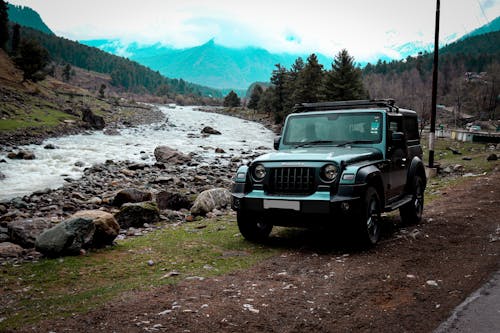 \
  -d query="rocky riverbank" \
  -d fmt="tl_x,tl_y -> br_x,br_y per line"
0,133 -> 270,262
0,102 -> 165,150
